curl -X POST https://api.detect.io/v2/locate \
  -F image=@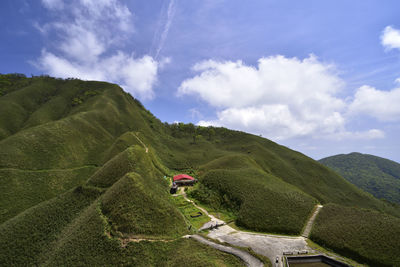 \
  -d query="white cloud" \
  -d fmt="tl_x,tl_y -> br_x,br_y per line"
199,105 -> 347,140
38,50 -> 159,100
381,26 -> 400,50
189,108 -> 204,120
363,129 -> 385,139
41,0 -> 64,10
36,0 -> 160,99
349,85 -> 400,121
179,55 -> 354,140
179,55 -> 345,109
180,55 -> 384,140
57,24 -> 105,63
334,129 -> 385,140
